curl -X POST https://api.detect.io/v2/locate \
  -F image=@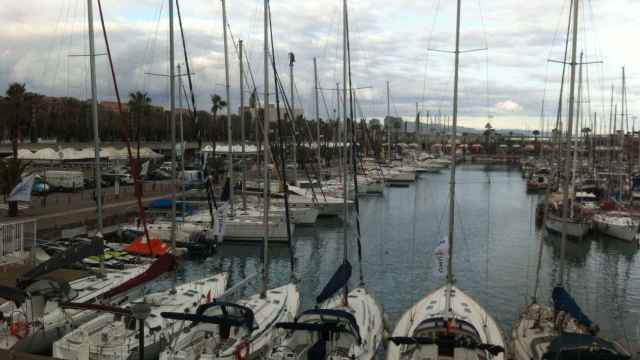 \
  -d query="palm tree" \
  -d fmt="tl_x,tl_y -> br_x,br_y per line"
210,94 -> 227,142
3,83 -> 29,216
128,91 -> 152,161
